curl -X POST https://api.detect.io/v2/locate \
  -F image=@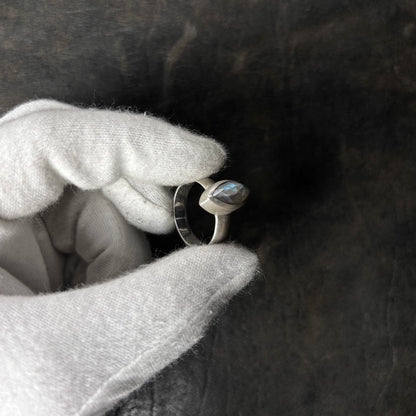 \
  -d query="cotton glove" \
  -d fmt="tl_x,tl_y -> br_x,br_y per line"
0,100 -> 258,416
